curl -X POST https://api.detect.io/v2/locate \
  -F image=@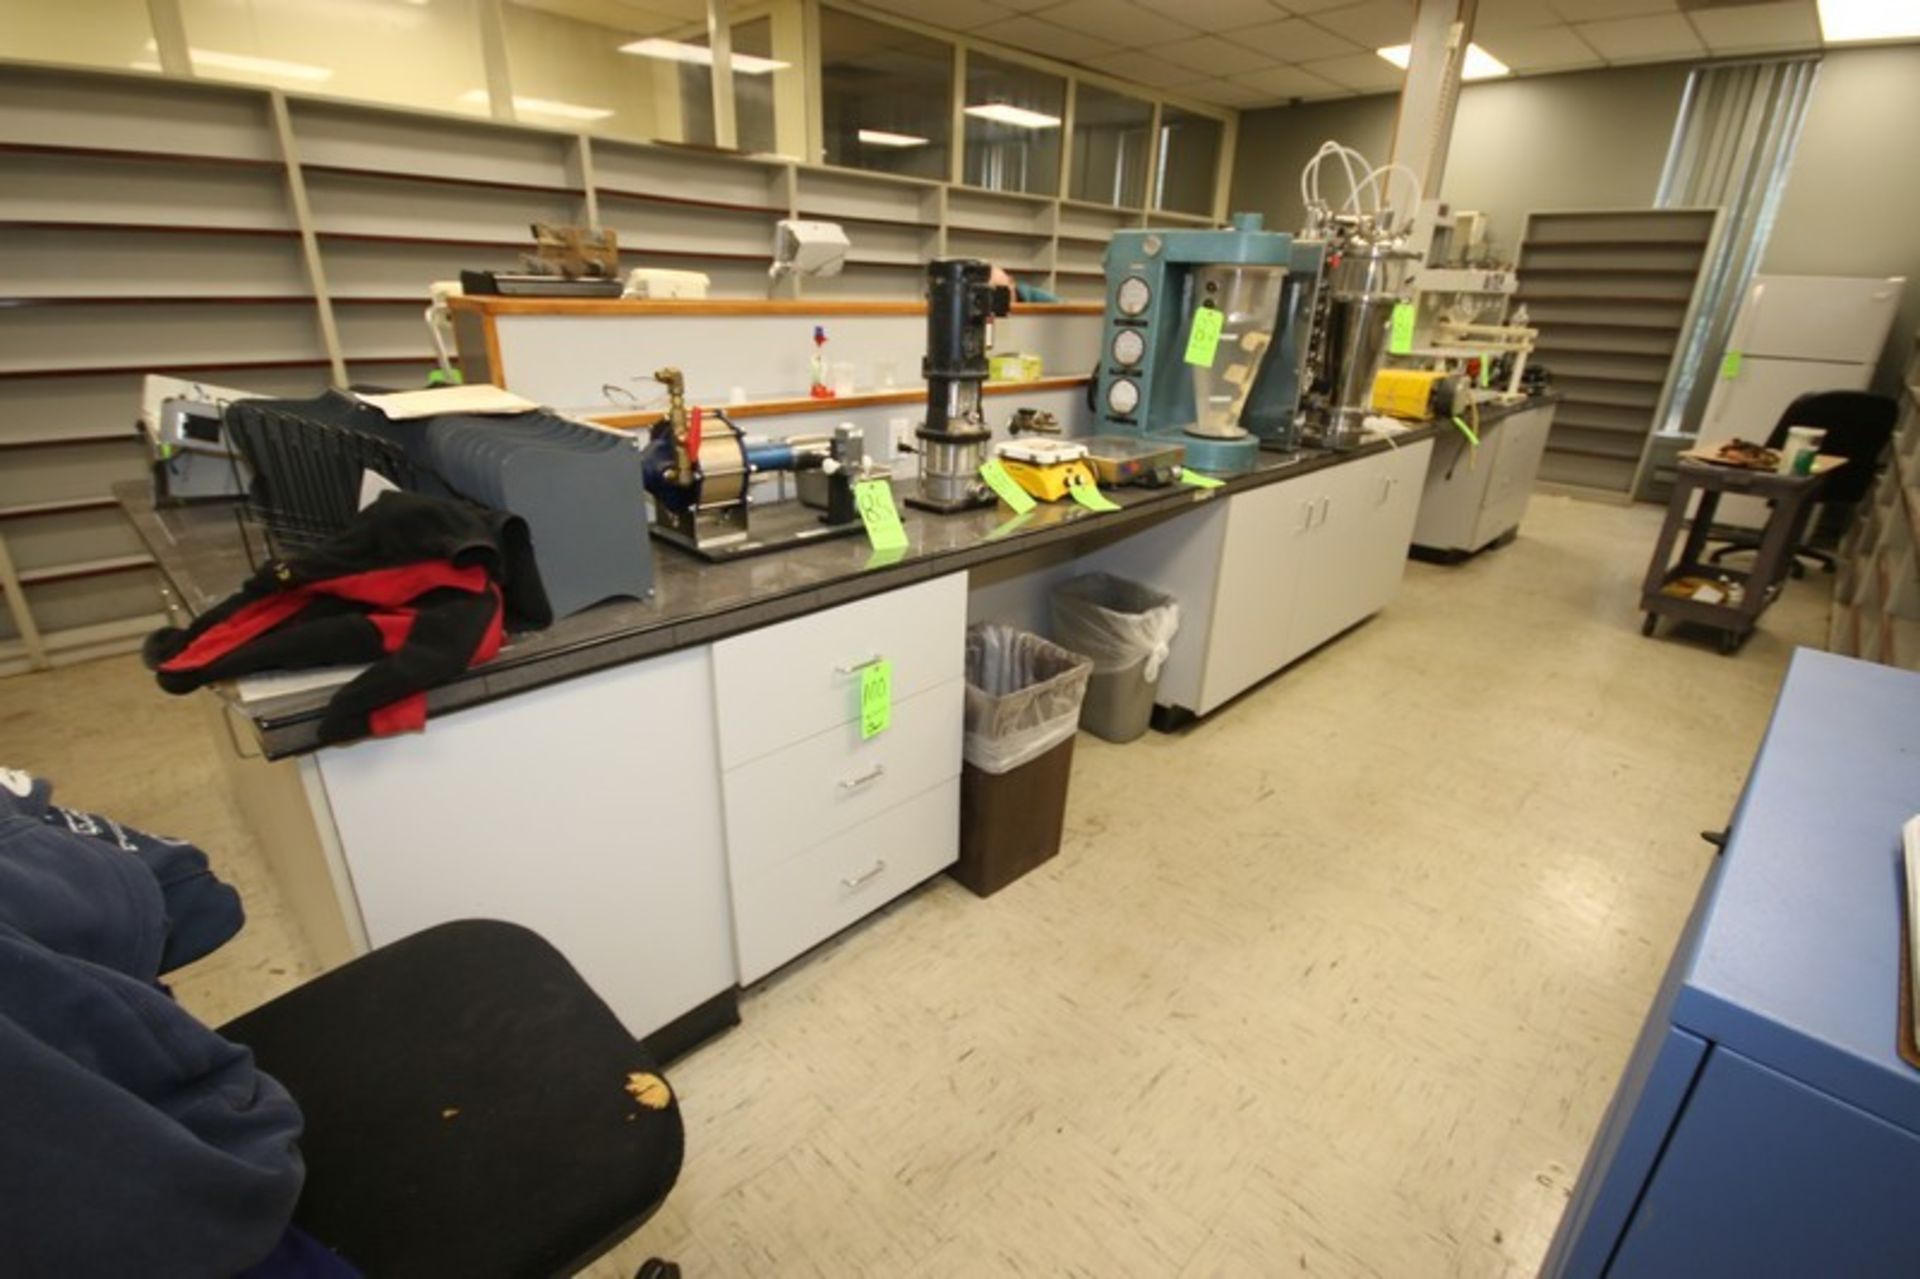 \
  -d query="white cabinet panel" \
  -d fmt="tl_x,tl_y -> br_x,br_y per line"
732,778 -> 959,983
722,678 -> 962,881
317,647 -> 735,1041
1473,410 -> 1551,550
713,573 -> 966,768
1202,476 -> 1310,714
1358,438 -> 1433,615
1285,456 -> 1377,662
